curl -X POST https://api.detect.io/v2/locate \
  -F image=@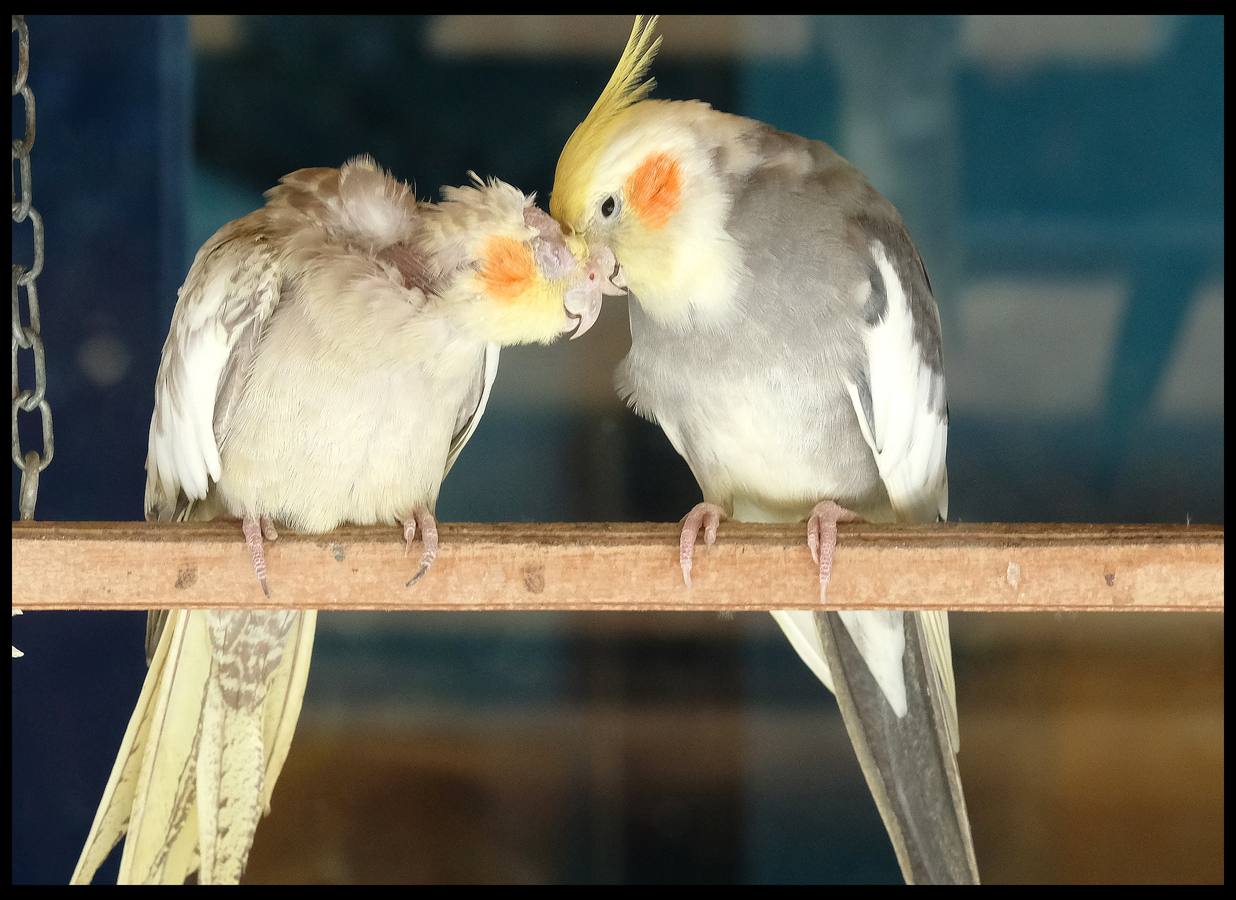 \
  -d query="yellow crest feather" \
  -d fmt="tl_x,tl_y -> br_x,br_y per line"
551,15 -> 662,227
